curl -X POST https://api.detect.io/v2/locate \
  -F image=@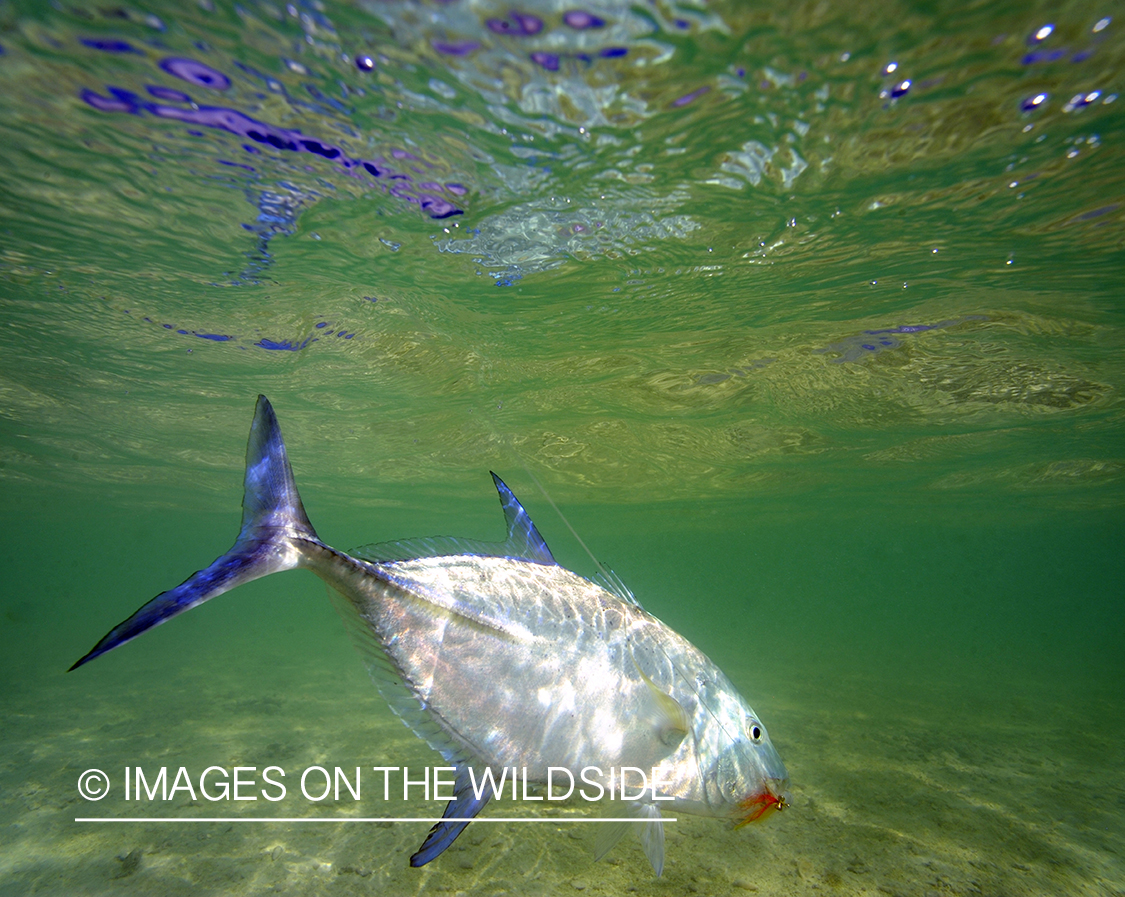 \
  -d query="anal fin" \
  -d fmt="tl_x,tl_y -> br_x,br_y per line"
593,801 -> 666,877
636,803 -> 666,877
